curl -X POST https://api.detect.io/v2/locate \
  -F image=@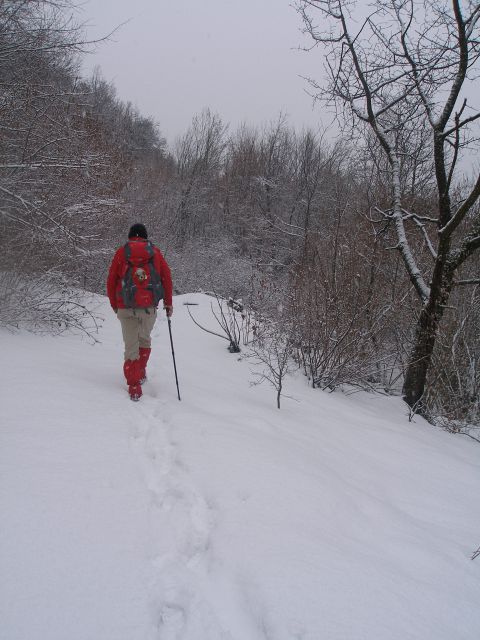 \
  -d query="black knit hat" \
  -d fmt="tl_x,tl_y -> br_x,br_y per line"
128,223 -> 148,239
